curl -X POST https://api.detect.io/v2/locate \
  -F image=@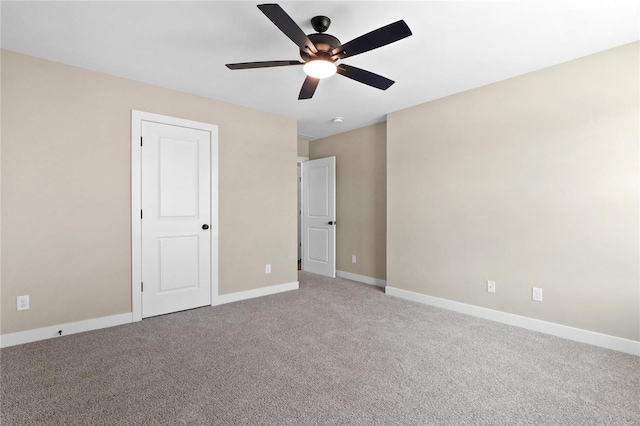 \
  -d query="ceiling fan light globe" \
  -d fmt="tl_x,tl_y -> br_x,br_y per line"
303,60 -> 337,79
